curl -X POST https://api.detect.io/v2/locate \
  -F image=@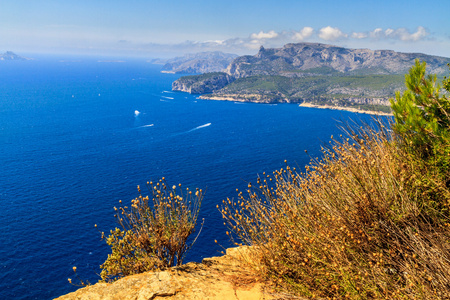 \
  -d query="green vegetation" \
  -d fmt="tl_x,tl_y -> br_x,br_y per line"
99,179 -> 203,282
221,61 -> 450,299
289,66 -> 342,75
217,73 -> 403,111
356,104 -> 392,113
75,61 -> 450,299
176,72 -> 227,82
391,60 -> 450,180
